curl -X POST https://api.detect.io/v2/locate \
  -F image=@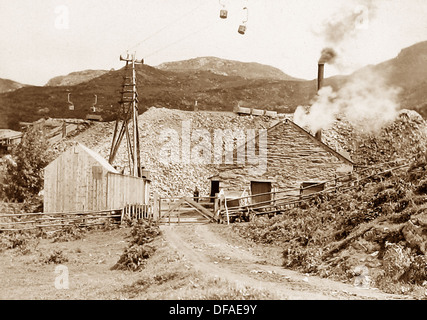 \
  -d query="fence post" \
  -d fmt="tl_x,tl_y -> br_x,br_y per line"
152,193 -> 159,221
214,196 -> 219,221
